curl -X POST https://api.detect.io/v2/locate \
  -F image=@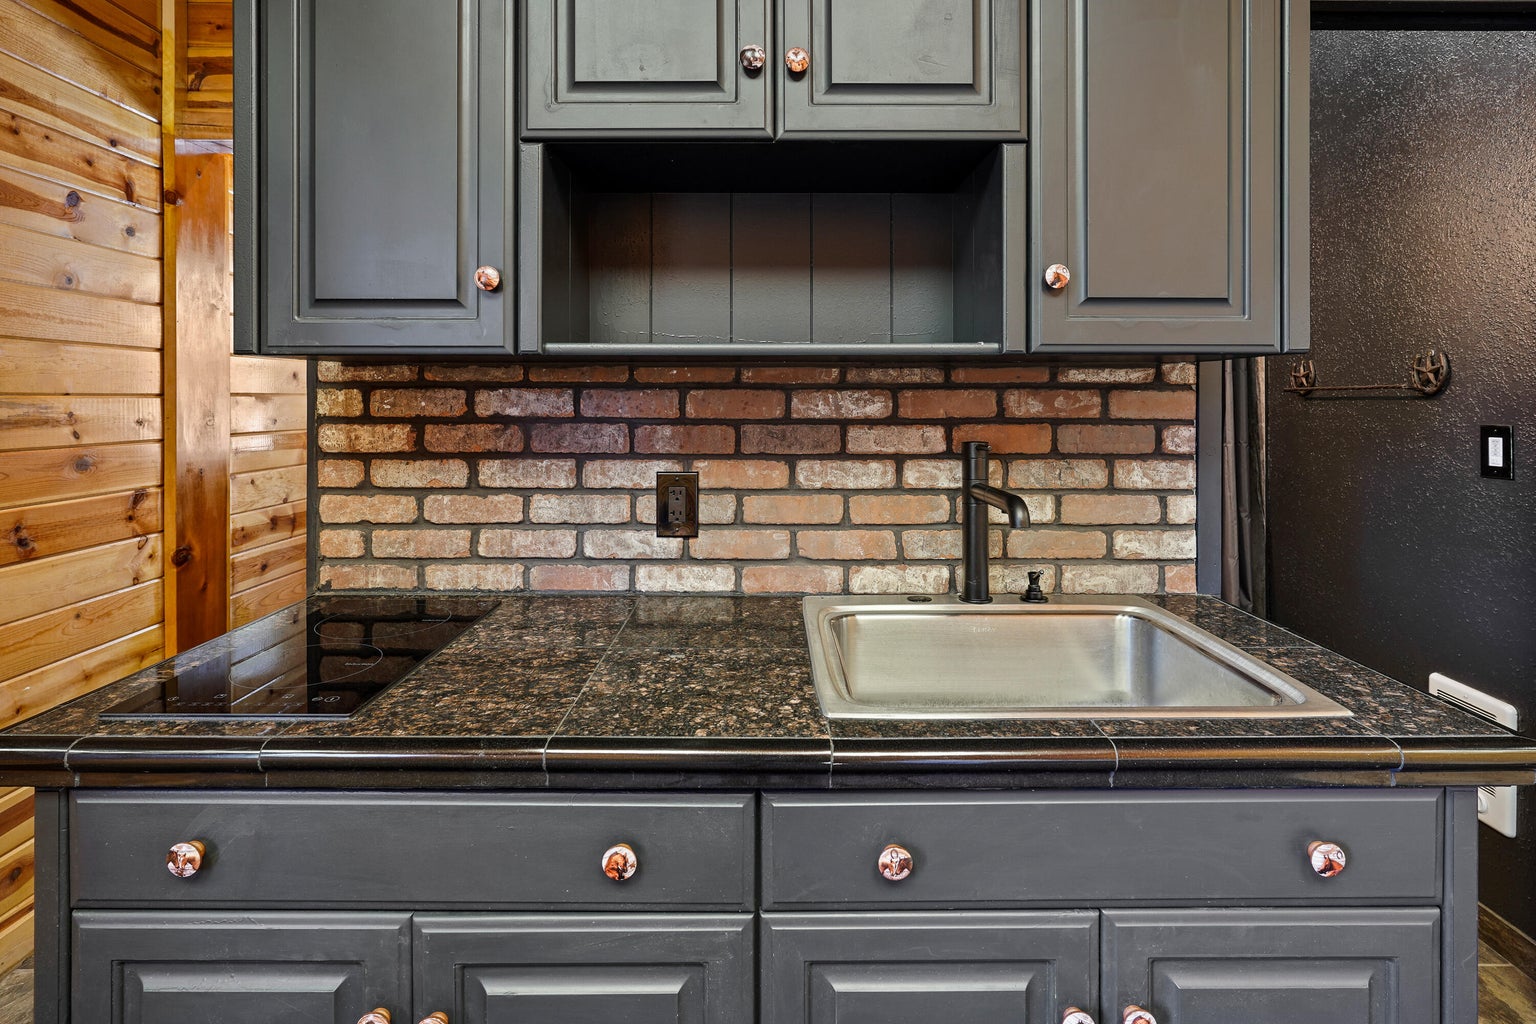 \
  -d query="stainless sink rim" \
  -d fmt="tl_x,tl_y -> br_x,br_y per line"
801,594 -> 1353,720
